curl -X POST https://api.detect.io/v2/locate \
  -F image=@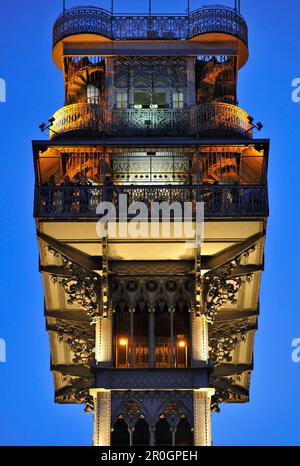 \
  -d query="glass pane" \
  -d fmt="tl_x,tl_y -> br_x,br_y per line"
115,312 -> 130,368
134,314 -> 149,368
134,92 -> 151,106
